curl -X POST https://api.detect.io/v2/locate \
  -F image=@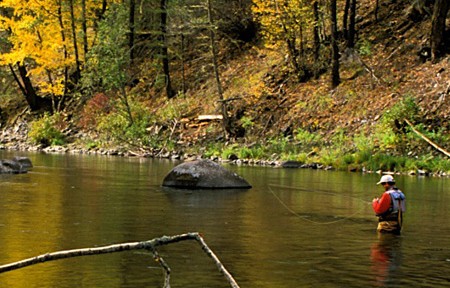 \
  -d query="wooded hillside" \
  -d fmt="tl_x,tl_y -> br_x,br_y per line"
0,0 -> 449,173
